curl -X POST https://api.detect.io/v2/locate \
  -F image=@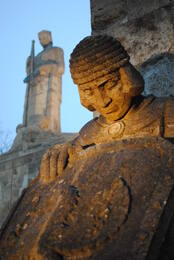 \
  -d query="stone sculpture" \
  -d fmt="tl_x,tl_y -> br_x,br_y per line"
1,35 -> 174,260
39,35 -> 174,182
22,30 -> 64,133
